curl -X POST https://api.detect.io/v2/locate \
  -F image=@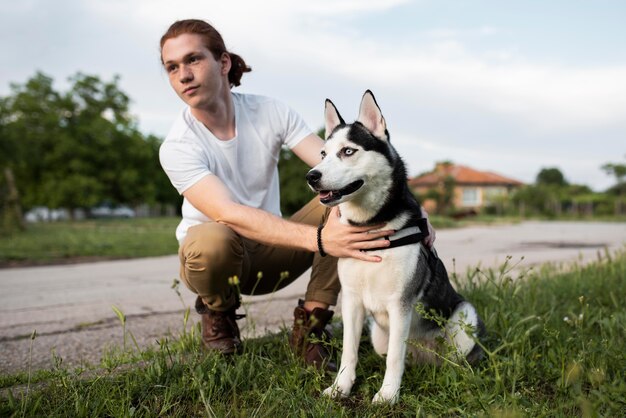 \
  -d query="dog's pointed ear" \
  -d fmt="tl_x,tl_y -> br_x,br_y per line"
357,90 -> 388,140
324,99 -> 344,140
